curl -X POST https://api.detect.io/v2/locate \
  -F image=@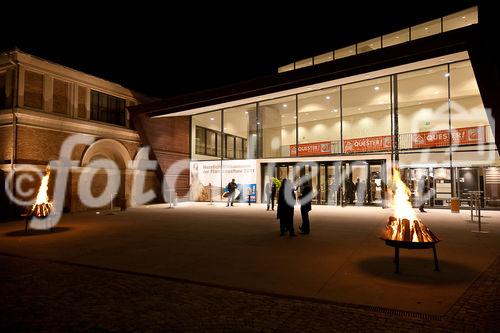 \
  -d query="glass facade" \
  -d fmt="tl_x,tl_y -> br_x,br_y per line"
298,87 -> 341,155
190,58 -> 498,207
259,96 -> 297,158
278,6 -> 478,73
